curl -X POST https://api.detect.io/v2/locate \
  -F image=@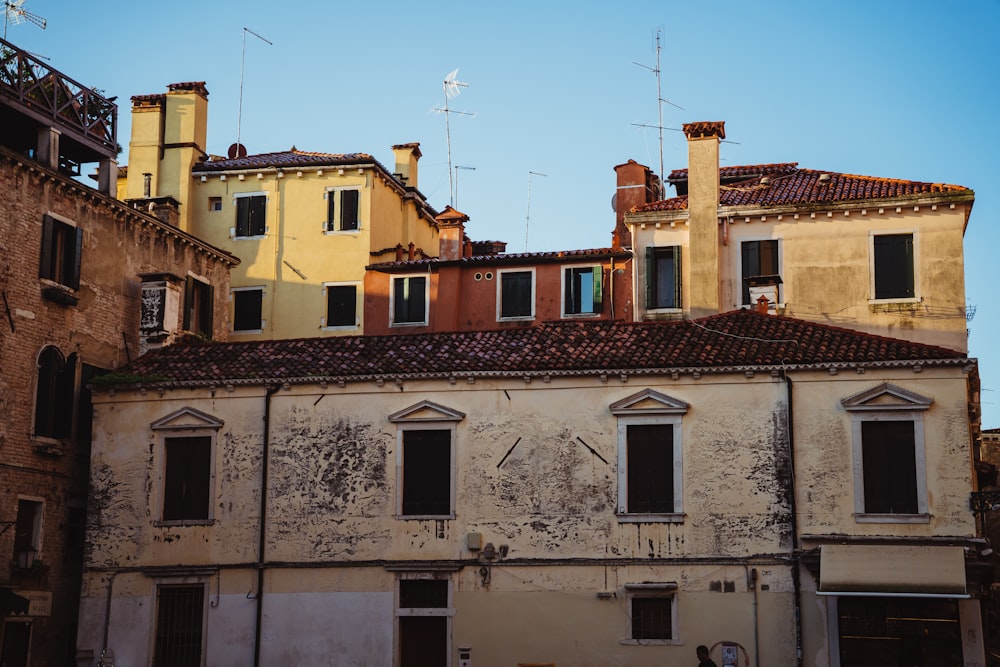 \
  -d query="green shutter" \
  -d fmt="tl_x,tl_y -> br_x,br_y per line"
645,247 -> 655,310
69,226 -> 83,290
592,266 -> 603,310
672,246 -> 682,308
